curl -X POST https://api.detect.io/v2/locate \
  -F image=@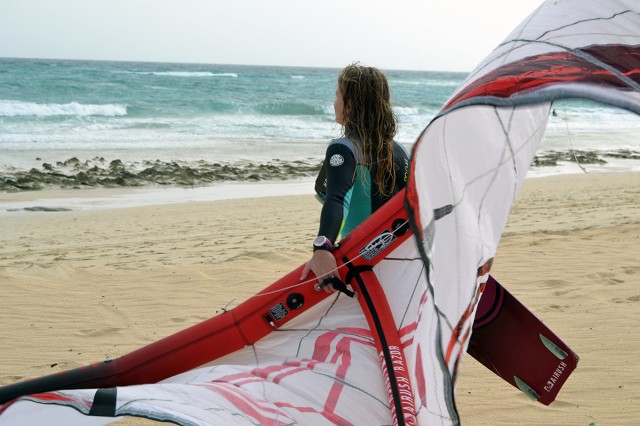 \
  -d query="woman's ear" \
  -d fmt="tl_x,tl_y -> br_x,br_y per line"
344,100 -> 351,117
